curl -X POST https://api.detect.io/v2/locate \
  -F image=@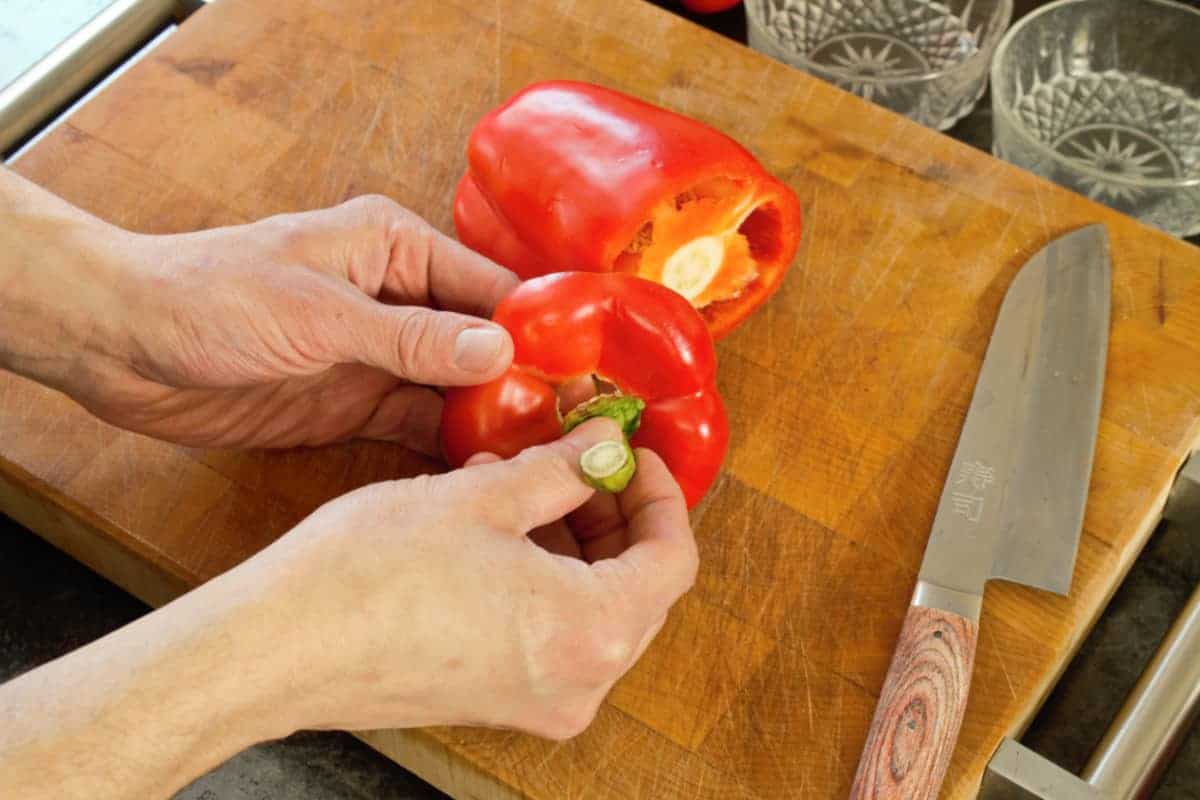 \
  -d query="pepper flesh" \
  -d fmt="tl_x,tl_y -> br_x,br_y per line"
454,81 -> 802,339
440,272 -> 729,508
